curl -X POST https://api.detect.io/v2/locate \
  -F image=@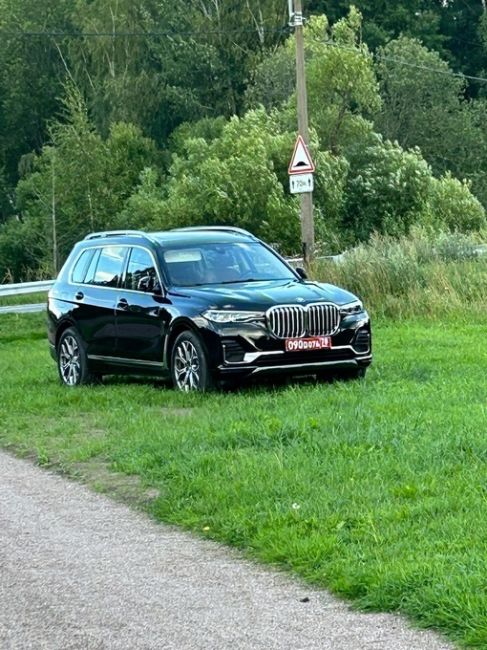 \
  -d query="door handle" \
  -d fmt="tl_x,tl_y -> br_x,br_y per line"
75,291 -> 84,301
117,298 -> 129,311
